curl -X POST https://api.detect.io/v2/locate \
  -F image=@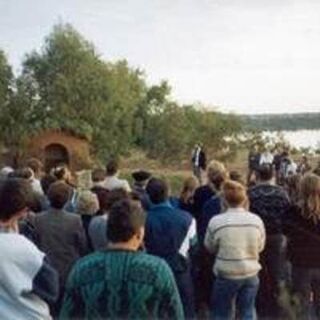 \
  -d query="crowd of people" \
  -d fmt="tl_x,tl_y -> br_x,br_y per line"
0,150 -> 320,319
